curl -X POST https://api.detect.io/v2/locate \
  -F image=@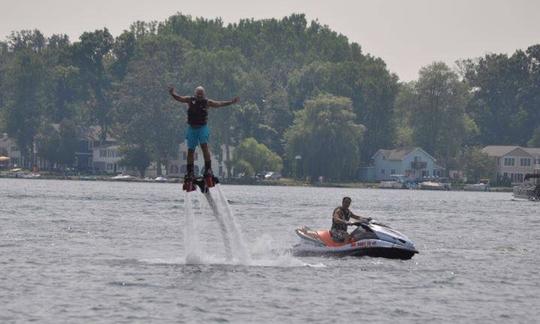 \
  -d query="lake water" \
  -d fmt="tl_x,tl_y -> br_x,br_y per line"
1,179 -> 539,323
